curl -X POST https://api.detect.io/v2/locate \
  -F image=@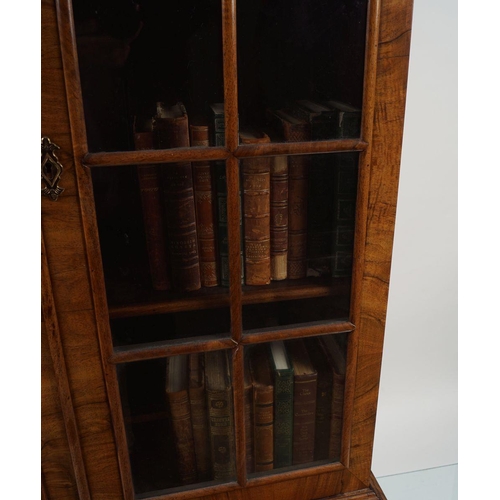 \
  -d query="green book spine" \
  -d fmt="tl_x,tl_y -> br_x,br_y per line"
269,342 -> 294,469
